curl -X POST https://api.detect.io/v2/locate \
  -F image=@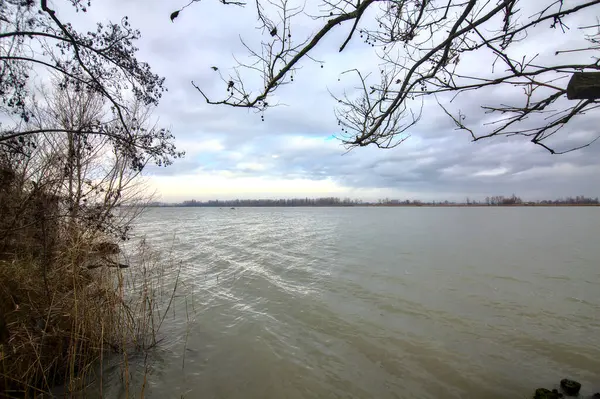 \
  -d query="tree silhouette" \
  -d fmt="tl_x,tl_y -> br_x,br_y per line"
1,0 -> 182,170
175,0 -> 600,153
